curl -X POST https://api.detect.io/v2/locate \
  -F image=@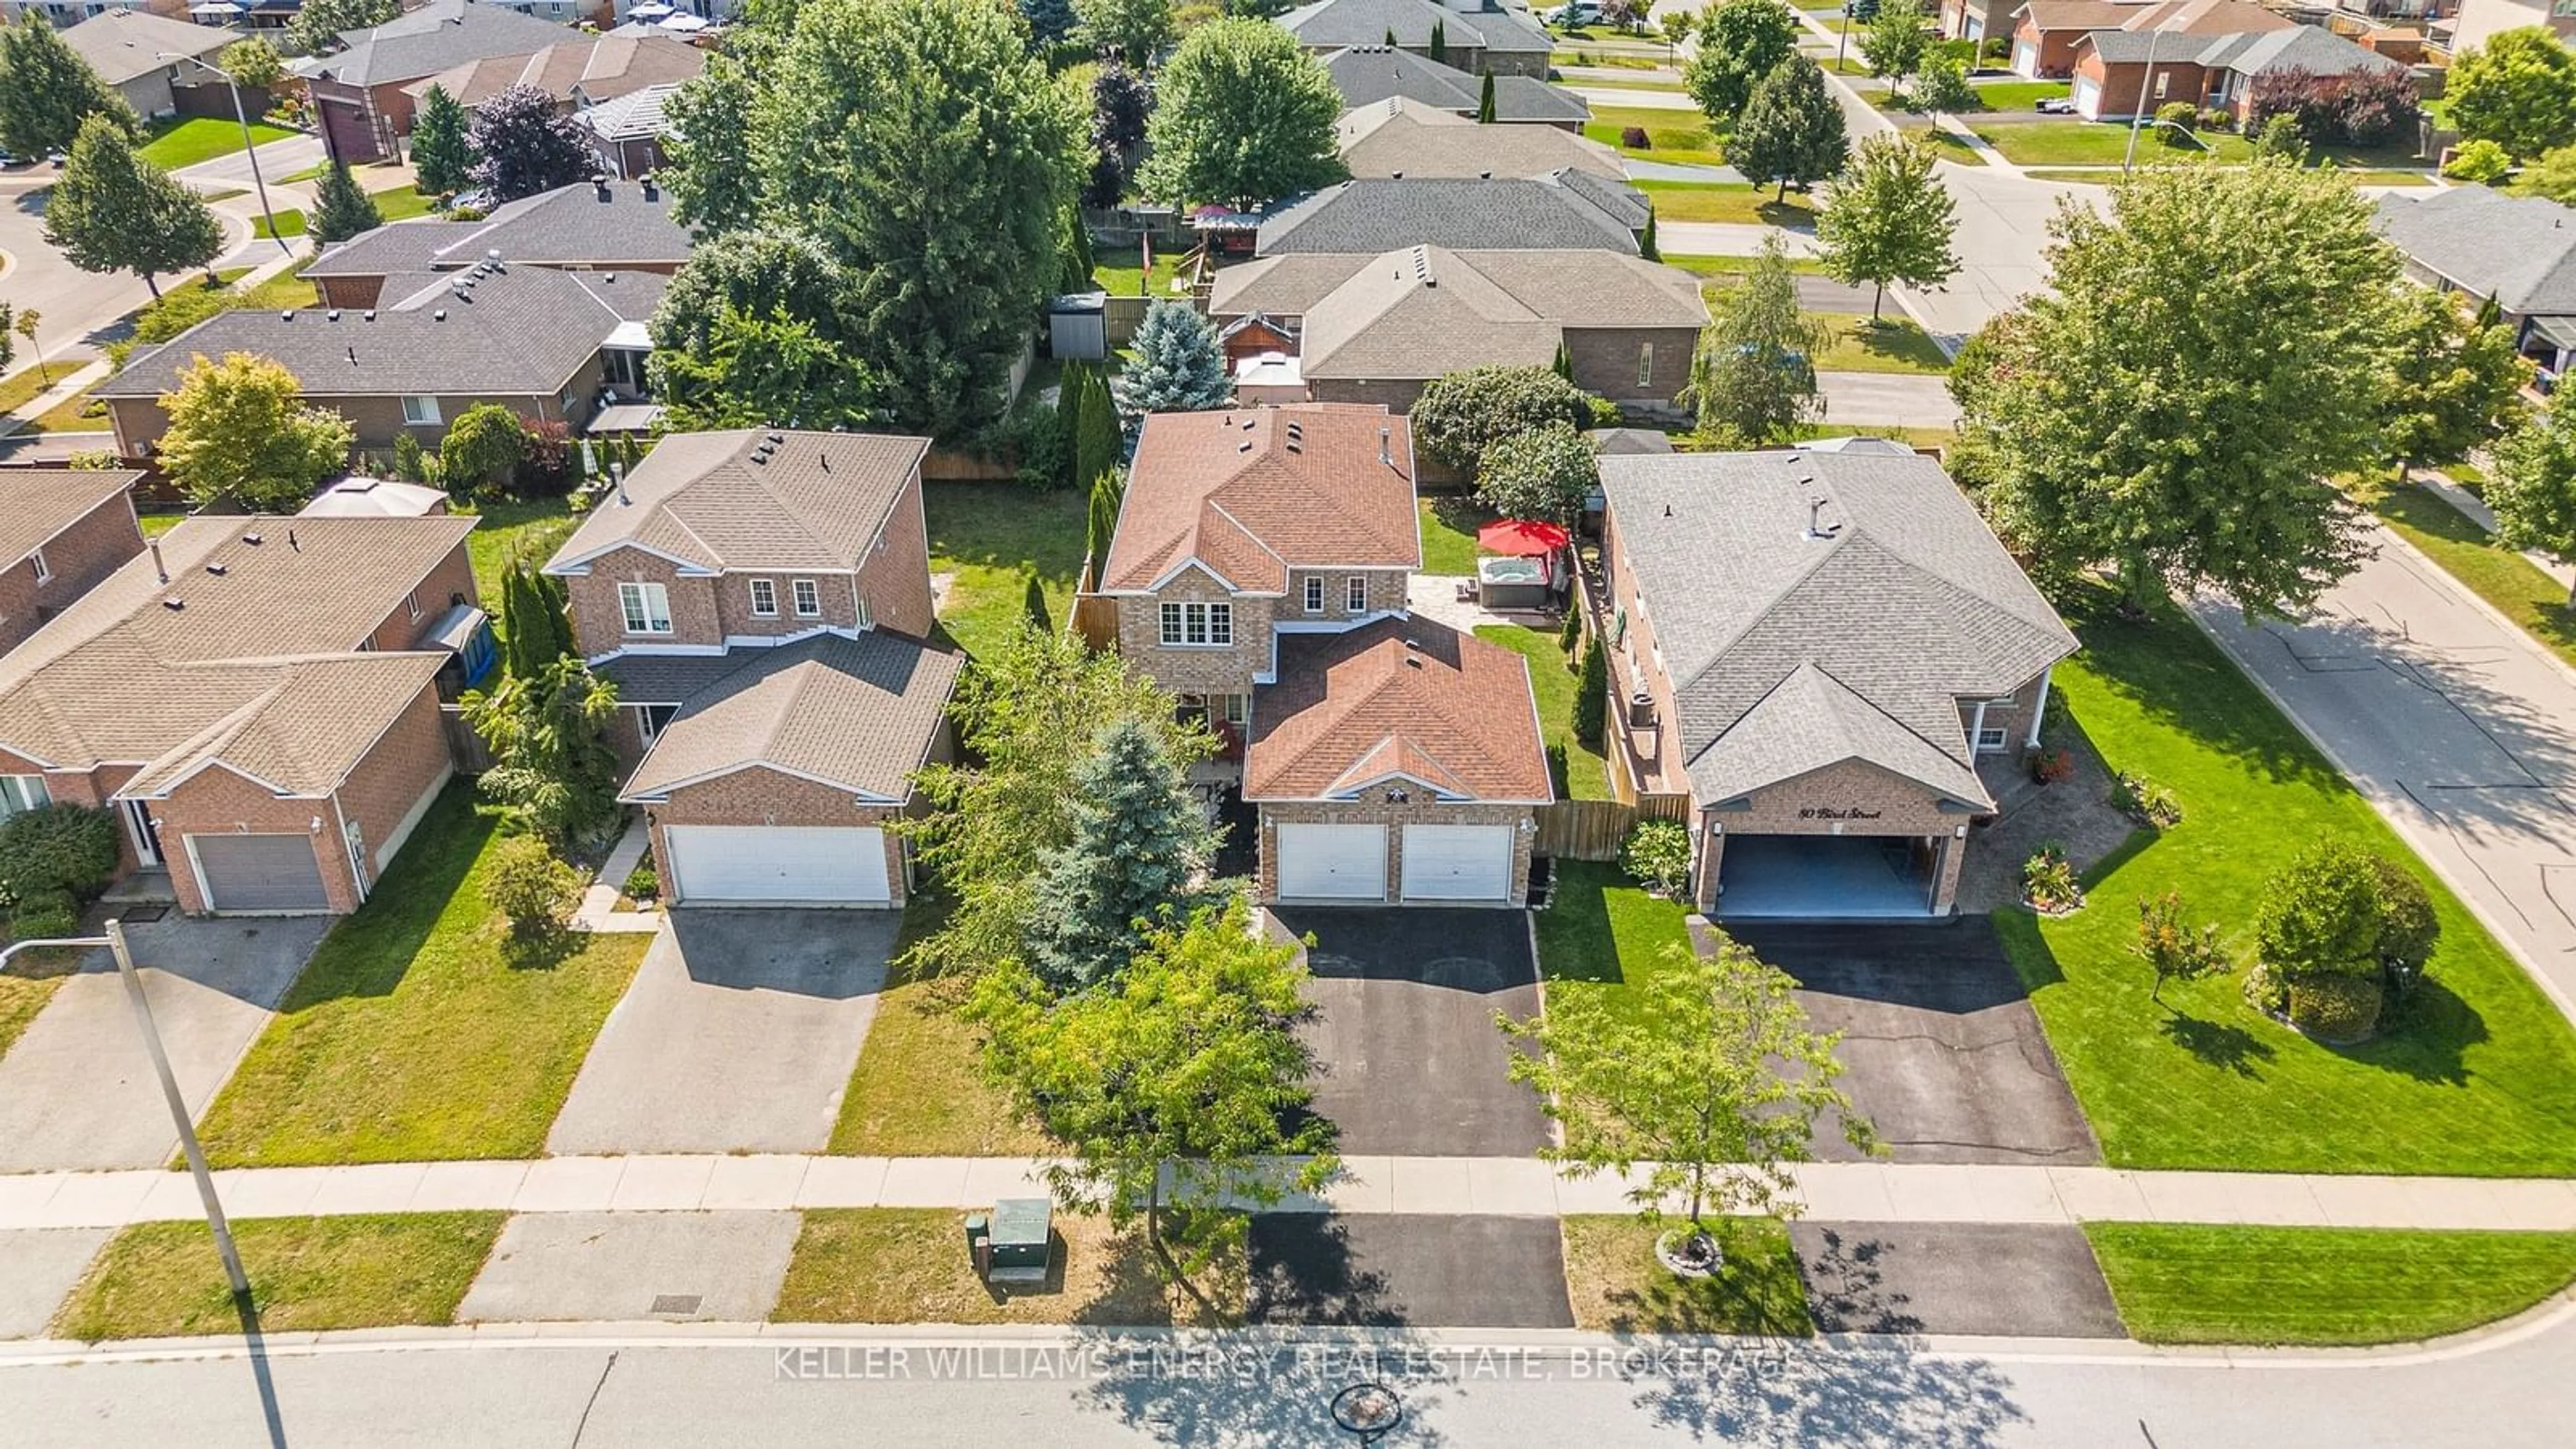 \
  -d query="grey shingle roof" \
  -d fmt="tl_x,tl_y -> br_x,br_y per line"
307,178 -> 691,278
545,429 -> 930,574
1320,45 -> 1590,124
1338,97 -> 1623,179
1600,449 -> 2076,809
61,10 -> 228,87
1258,176 -> 1644,254
292,0 -> 577,87
1279,0 -> 1551,56
612,632 -> 961,801
2379,187 -> 2576,319
97,266 -> 664,402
